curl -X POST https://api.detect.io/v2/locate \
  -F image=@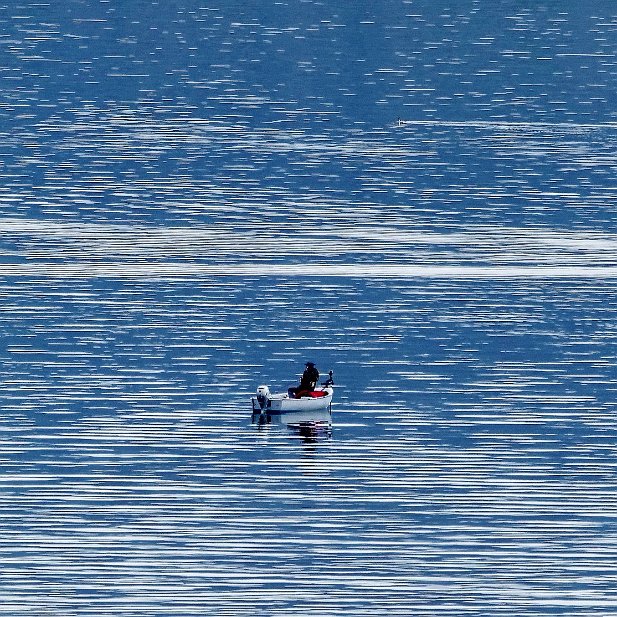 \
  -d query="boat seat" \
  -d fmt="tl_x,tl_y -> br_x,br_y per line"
294,389 -> 328,399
